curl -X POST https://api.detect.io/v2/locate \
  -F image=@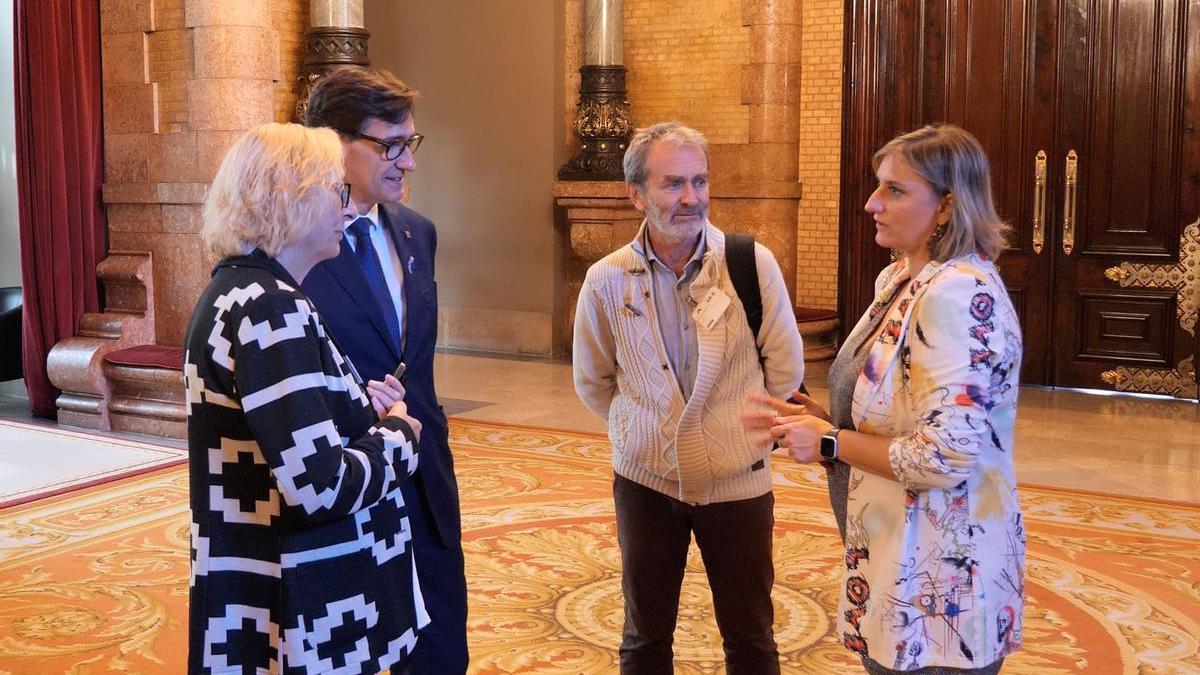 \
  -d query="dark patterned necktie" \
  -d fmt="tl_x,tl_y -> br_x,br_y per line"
348,217 -> 401,351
